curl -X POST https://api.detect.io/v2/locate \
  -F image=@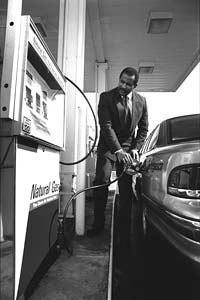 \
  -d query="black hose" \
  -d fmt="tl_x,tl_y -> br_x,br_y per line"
48,207 -> 73,255
62,165 -> 127,221
49,75 -> 131,253
48,165 -> 128,253
59,75 -> 98,165
48,74 -> 99,252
